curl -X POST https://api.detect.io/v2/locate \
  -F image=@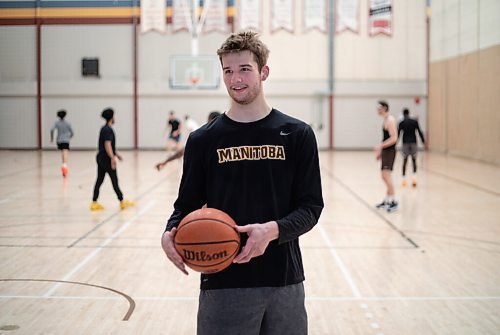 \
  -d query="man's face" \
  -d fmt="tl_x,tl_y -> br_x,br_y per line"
377,105 -> 386,116
221,50 -> 268,105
